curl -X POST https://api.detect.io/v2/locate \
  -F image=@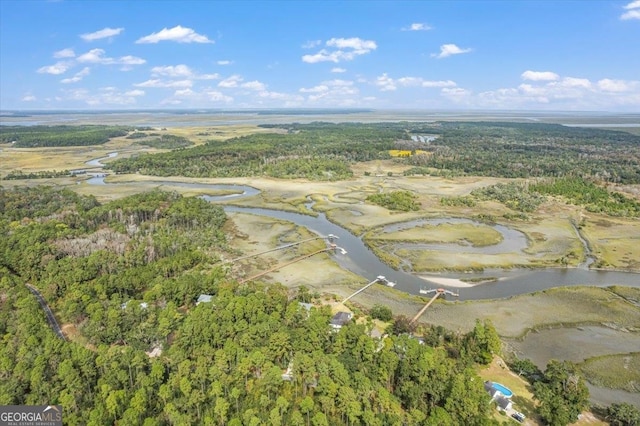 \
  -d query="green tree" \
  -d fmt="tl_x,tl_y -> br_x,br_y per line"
369,304 -> 393,322
534,360 -> 590,426
607,402 -> 640,426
